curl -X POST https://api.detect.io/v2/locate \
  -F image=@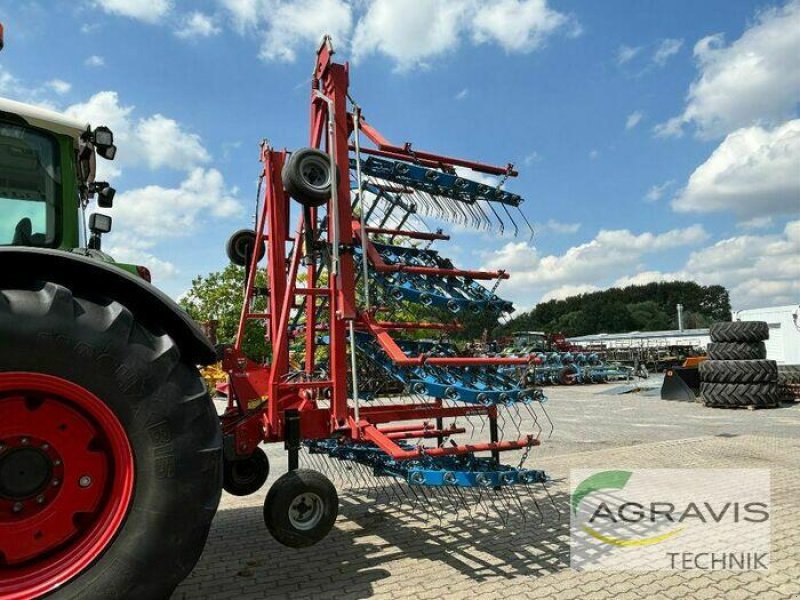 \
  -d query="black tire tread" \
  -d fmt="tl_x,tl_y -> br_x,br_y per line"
264,469 -> 338,548
0,281 -> 222,599
700,381 -> 779,408
699,359 -> 777,384
707,341 -> 767,360
709,321 -> 769,343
